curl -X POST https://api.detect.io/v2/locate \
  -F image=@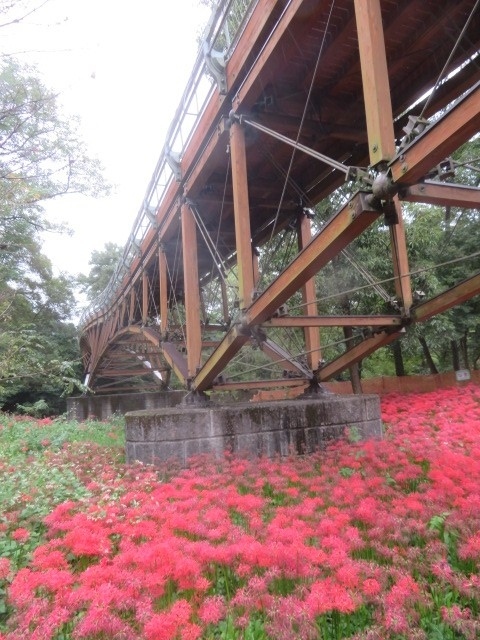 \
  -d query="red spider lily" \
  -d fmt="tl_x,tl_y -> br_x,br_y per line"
2,384 -> 480,638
